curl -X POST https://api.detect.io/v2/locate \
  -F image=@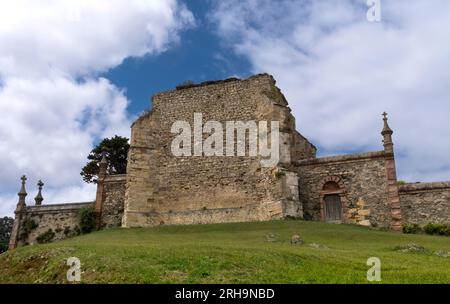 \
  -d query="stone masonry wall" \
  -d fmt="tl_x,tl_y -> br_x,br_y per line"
100,174 -> 126,228
399,182 -> 450,225
296,151 -> 392,228
123,74 -> 316,227
16,202 -> 93,246
10,173 -> 126,248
